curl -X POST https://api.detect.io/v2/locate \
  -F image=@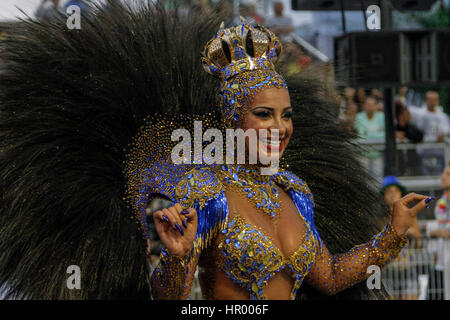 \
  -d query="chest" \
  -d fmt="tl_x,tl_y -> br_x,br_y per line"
224,187 -> 308,257
213,188 -> 318,299
364,114 -> 382,130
